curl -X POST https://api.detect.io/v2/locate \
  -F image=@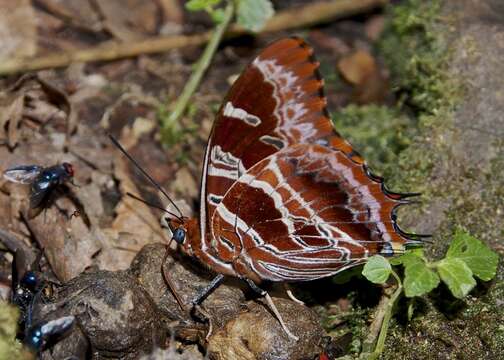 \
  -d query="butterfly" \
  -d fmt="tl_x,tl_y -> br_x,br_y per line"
112,37 -> 424,340
3,163 -> 75,214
